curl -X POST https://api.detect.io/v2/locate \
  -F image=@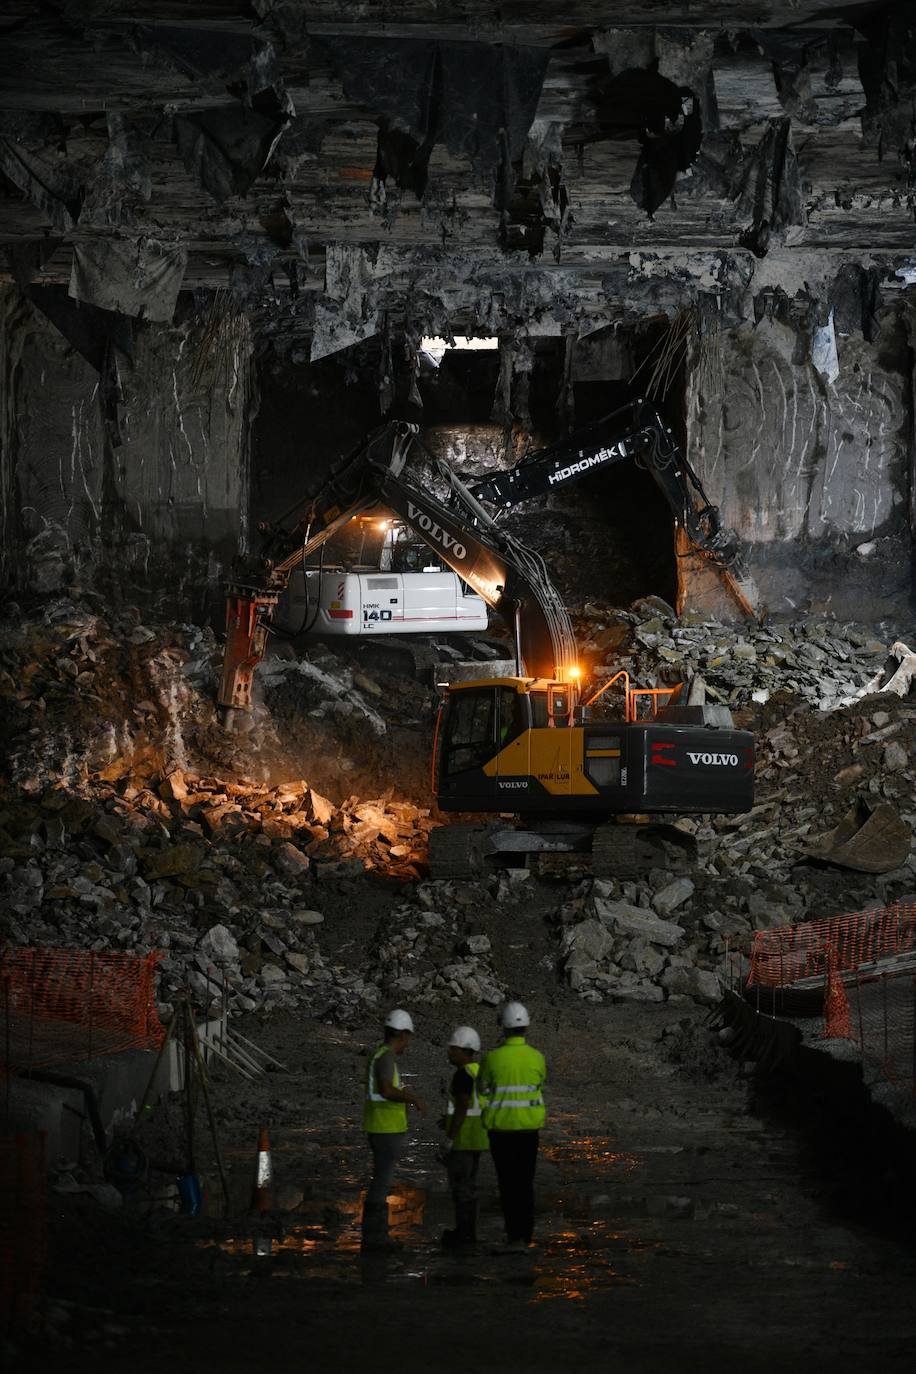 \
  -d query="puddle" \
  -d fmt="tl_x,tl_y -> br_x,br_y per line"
194,1154 -> 663,1305
198,1183 -> 428,1273
544,1134 -> 642,1176
528,1218 -> 661,1301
